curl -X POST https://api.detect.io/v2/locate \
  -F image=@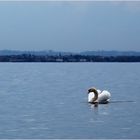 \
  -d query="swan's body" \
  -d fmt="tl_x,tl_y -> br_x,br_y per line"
88,88 -> 111,104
